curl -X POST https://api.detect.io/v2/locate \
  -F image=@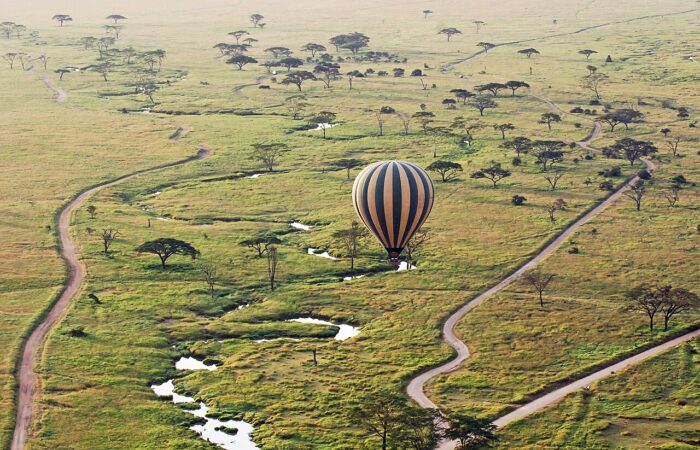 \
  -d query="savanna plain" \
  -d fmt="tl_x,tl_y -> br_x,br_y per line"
0,0 -> 699,449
